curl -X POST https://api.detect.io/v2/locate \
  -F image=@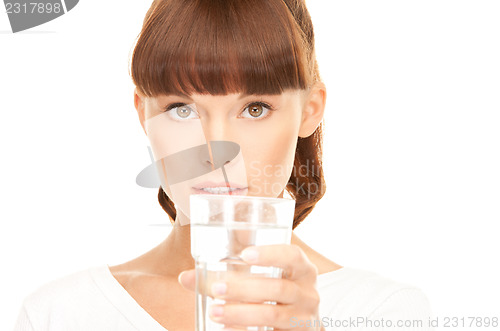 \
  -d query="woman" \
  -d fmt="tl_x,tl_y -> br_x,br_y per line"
14,0 -> 433,330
